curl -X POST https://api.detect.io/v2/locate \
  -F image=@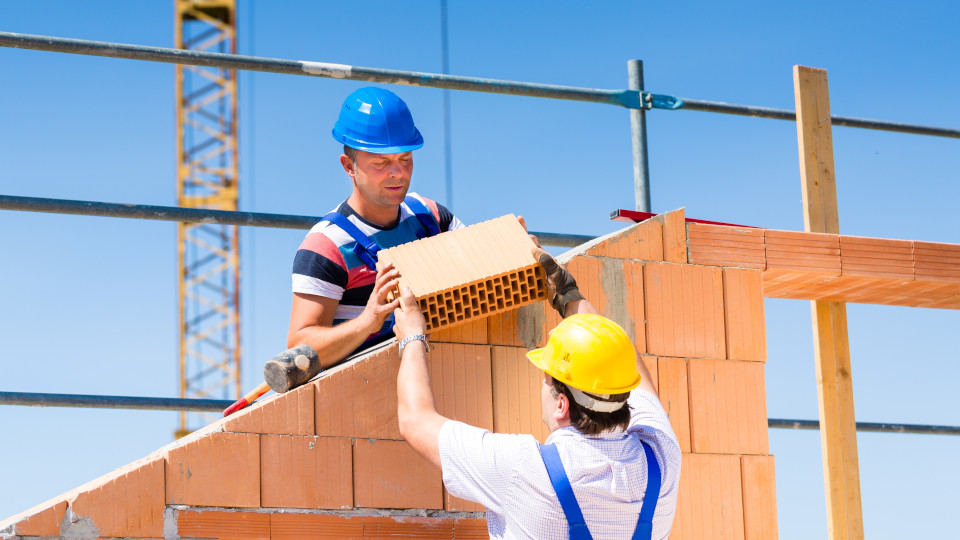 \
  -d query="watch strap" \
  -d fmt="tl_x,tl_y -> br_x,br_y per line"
398,334 -> 430,357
